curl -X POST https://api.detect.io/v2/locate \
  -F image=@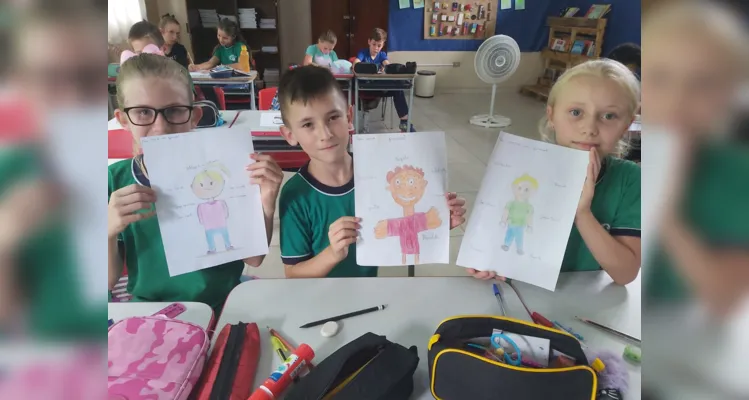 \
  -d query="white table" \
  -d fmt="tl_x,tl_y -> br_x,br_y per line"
214,272 -> 642,399
108,301 -> 214,330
